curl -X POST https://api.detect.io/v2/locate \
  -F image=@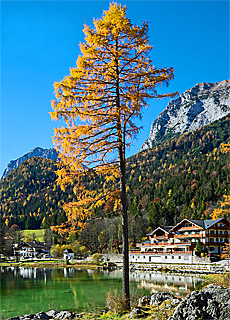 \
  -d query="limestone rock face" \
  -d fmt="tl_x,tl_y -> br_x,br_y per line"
142,80 -> 230,150
1,147 -> 58,180
168,284 -> 230,320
